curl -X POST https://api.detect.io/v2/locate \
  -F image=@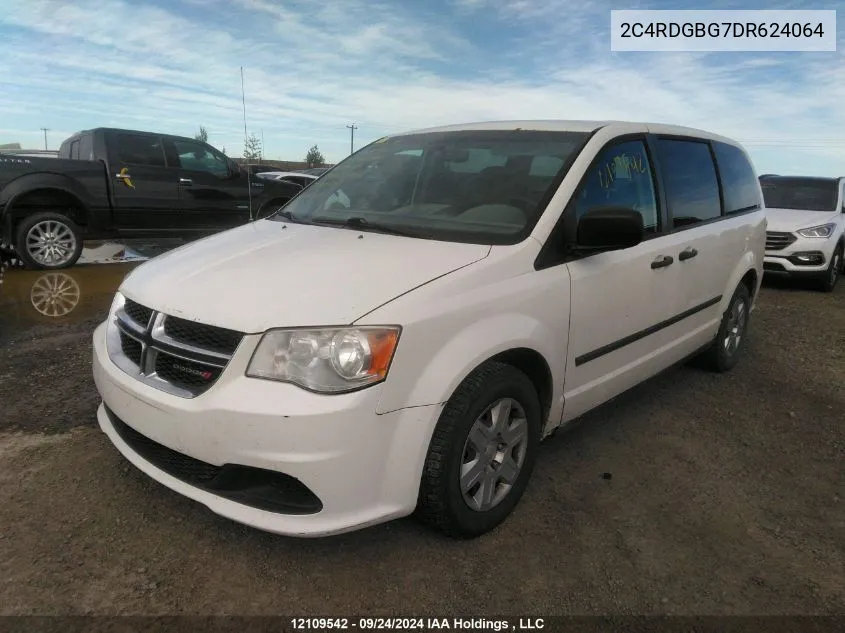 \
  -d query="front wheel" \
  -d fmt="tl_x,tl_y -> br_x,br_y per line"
415,361 -> 541,538
818,246 -> 842,293
15,212 -> 83,270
